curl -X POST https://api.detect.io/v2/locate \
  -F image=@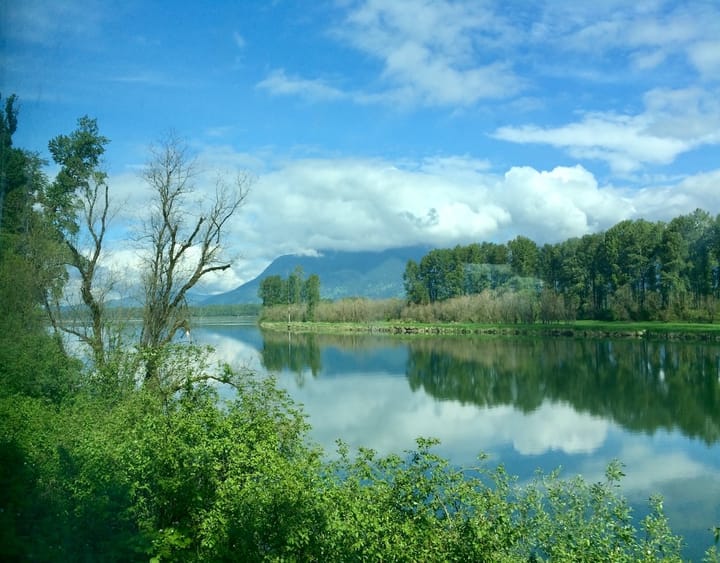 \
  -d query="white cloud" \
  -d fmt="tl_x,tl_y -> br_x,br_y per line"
642,87 -> 720,142
200,333 -> 611,461
257,0 -> 521,107
495,115 -> 687,173
497,165 -> 629,241
337,0 -> 521,106
630,49 -> 668,71
688,40 -> 720,79
104,144 -> 720,294
254,2 -> 719,109
106,71 -> 179,88
532,1 -> 720,79
494,87 -> 720,173
377,42 -> 518,106
256,69 -> 345,102
232,156 -> 513,258
232,157 -> 630,263
631,169 -> 720,221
